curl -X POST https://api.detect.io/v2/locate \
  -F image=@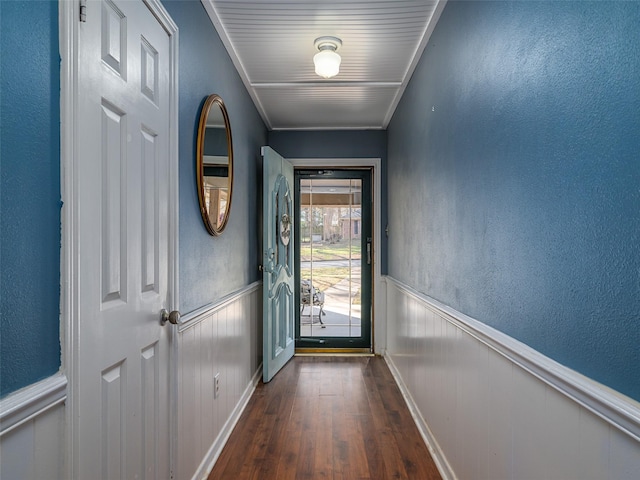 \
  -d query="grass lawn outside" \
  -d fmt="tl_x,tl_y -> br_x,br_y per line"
300,240 -> 361,262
